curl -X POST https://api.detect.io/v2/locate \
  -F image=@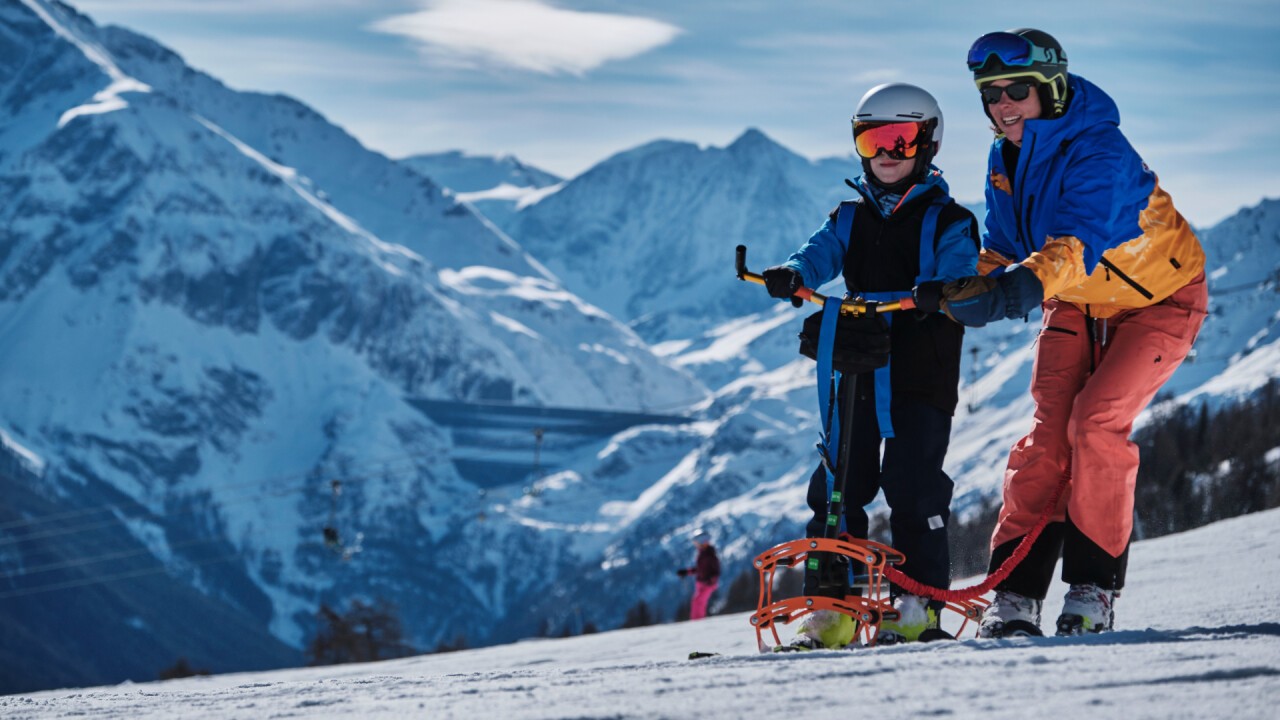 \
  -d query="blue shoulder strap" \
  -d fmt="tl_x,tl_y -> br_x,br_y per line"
916,197 -> 947,283
835,200 -> 858,247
